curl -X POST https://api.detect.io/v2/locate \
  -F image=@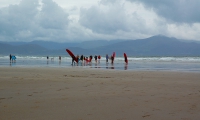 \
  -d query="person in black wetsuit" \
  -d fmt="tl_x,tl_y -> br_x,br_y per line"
9,54 -> 12,61
111,55 -> 114,64
94,55 -> 97,63
72,57 -> 75,65
80,55 -> 83,61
